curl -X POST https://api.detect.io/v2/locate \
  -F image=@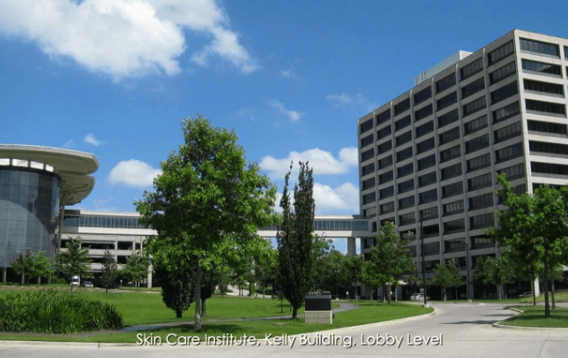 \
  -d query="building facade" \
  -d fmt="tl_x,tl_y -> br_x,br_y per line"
357,29 -> 568,299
